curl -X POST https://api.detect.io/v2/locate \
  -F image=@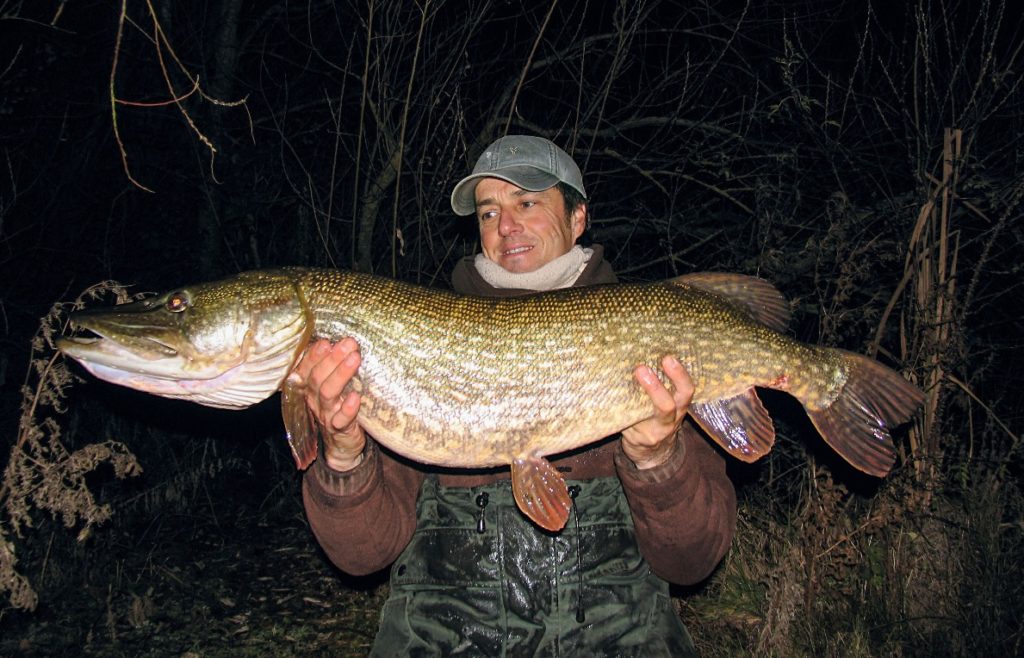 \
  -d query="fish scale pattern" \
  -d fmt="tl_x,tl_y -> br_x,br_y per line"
295,270 -> 843,467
